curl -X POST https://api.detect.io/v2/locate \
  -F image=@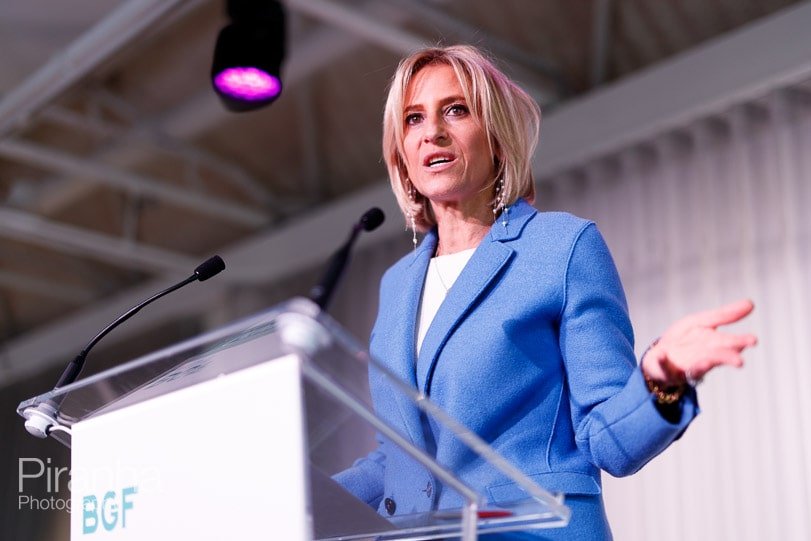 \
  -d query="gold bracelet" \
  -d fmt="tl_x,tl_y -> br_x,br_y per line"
644,374 -> 685,405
